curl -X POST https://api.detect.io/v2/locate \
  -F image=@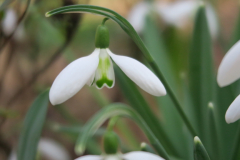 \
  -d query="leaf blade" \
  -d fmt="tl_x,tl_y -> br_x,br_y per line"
17,90 -> 49,160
